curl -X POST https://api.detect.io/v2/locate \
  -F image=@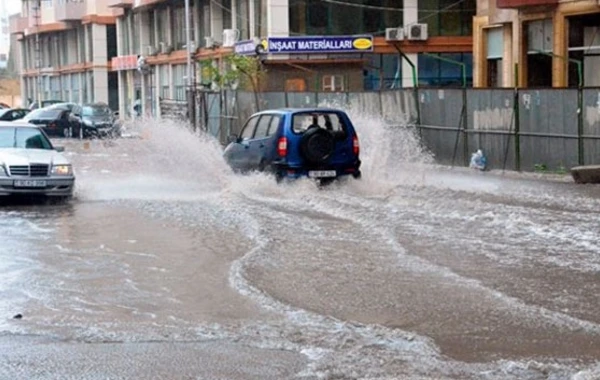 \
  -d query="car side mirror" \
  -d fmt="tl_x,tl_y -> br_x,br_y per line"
227,135 -> 239,144
55,146 -> 65,152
